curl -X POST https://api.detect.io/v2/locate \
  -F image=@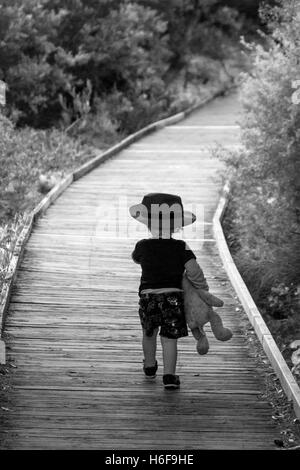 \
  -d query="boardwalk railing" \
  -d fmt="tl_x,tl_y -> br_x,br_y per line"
0,86 -> 229,364
213,183 -> 300,419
